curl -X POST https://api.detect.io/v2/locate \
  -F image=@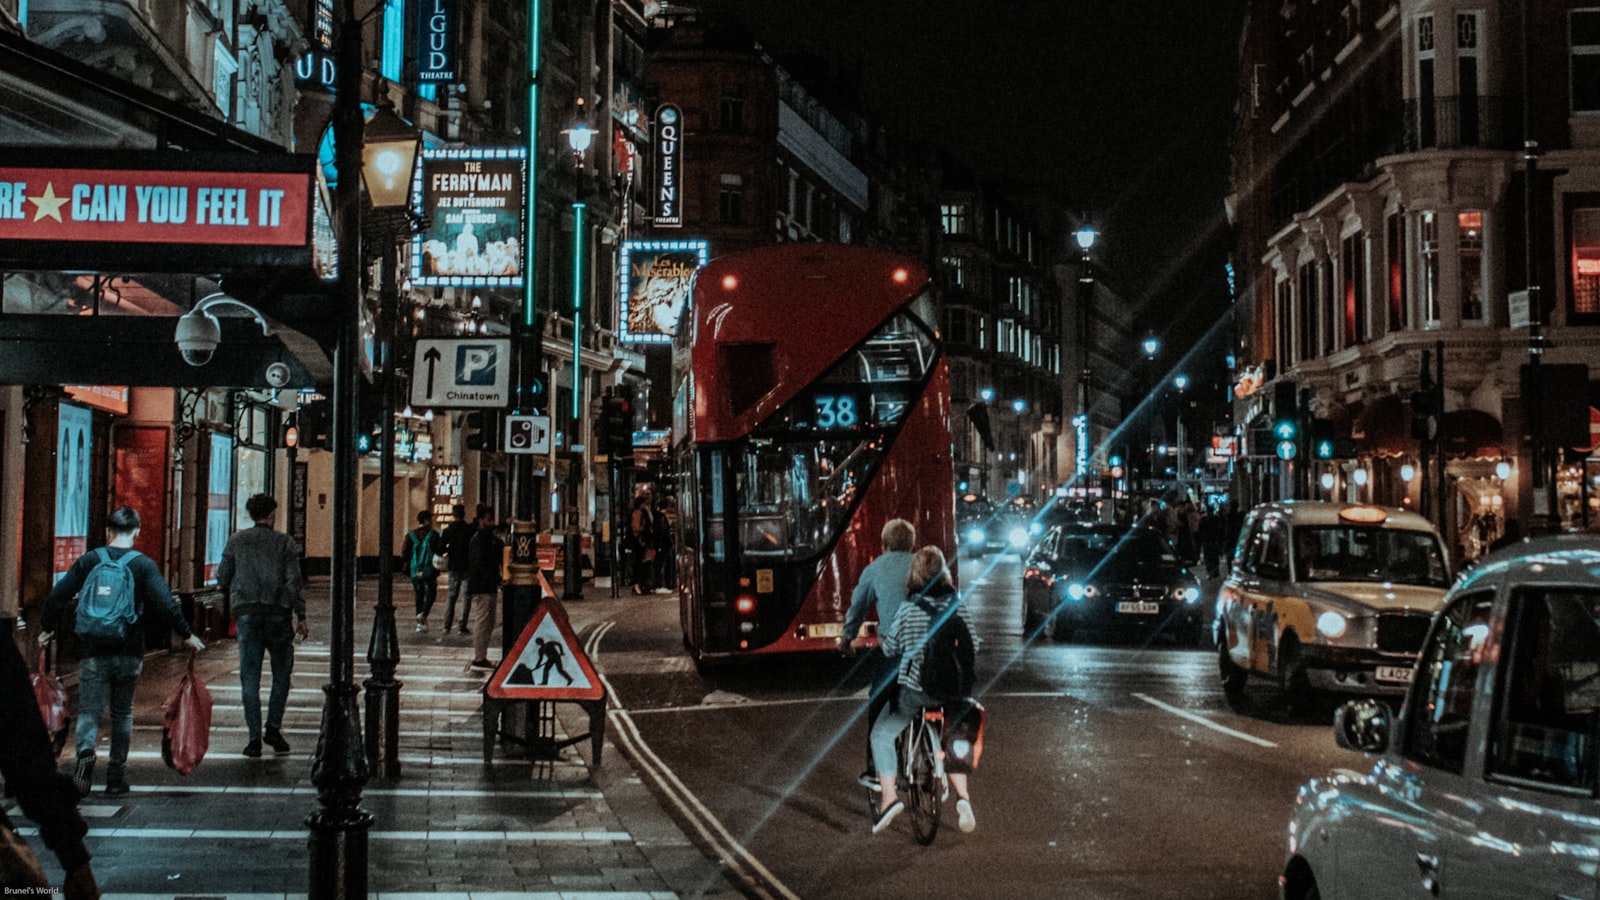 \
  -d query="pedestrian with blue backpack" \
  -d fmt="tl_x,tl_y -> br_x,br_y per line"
402,509 -> 445,633
39,506 -> 205,796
